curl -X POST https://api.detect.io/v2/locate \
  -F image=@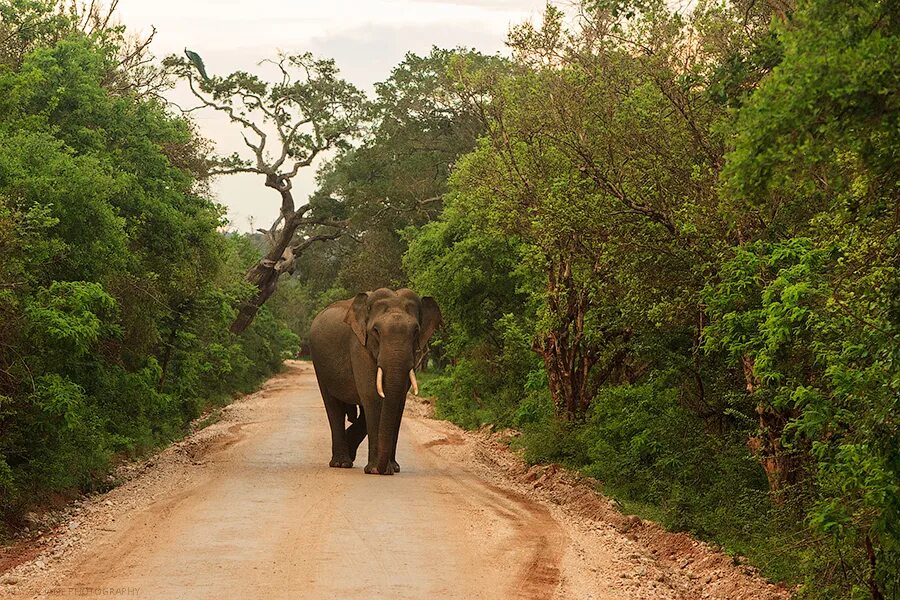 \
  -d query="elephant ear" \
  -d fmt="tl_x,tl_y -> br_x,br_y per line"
417,296 -> 443,356
343,293 -> 369,347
